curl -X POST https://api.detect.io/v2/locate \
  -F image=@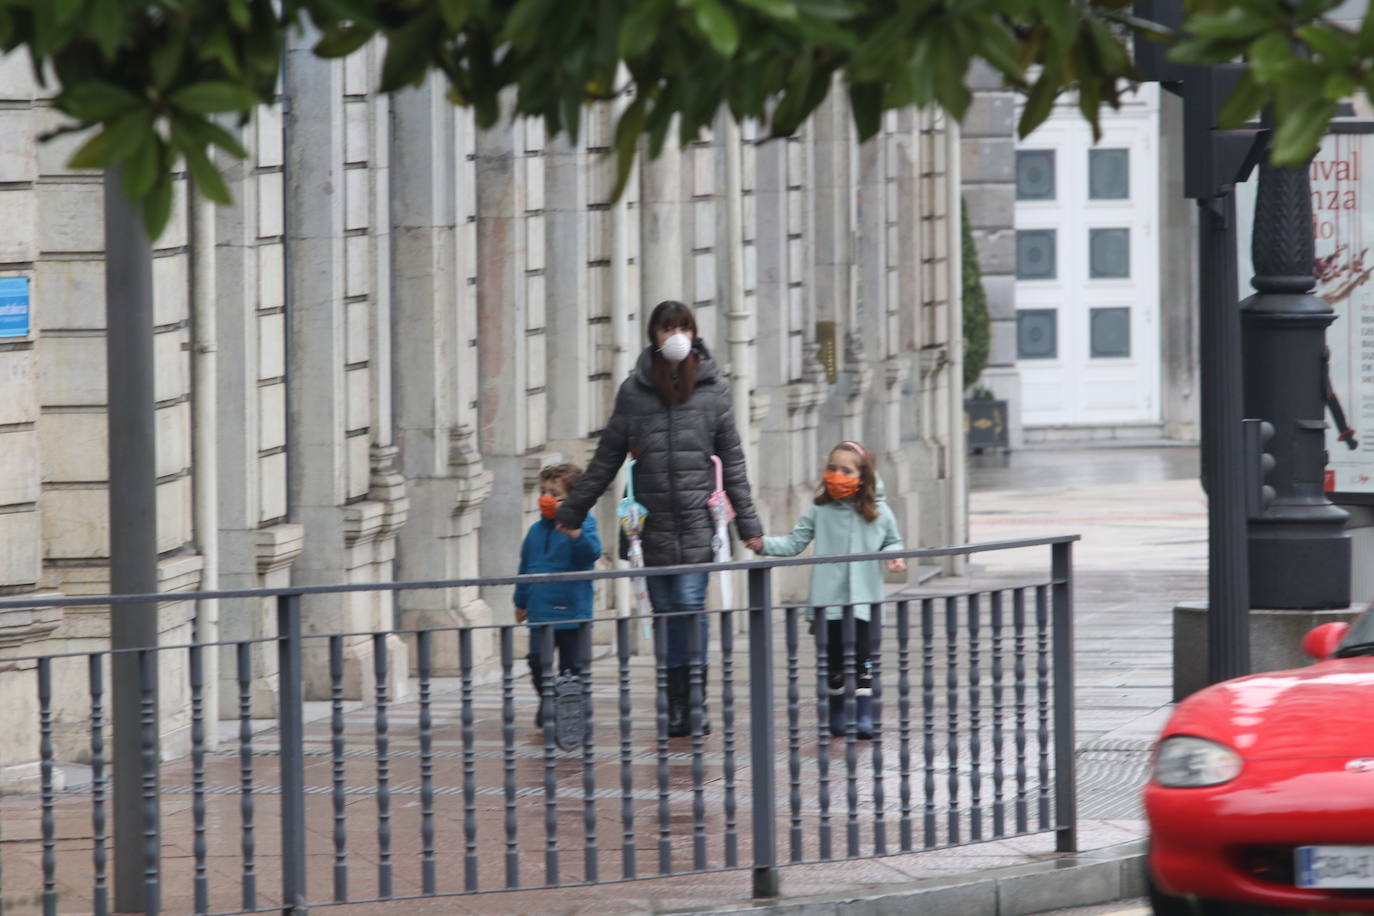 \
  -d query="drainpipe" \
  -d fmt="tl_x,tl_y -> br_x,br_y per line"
190,184 -> 221,740
944,114 -> 968,567
610,80 -> 633,622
